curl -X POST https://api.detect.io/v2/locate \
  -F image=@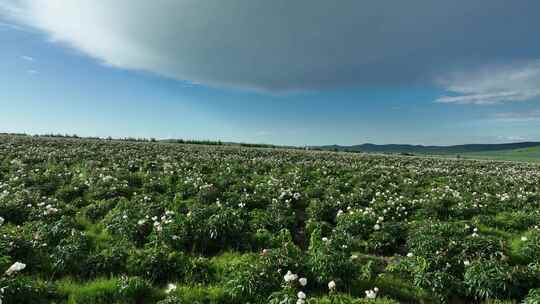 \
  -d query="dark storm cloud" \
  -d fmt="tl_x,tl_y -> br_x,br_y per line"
2,0 -> 540,94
